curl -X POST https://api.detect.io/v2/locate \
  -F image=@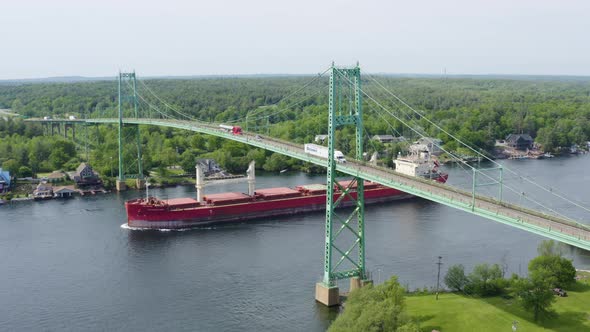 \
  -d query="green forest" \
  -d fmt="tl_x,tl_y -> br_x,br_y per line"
2,75 -> 590,182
